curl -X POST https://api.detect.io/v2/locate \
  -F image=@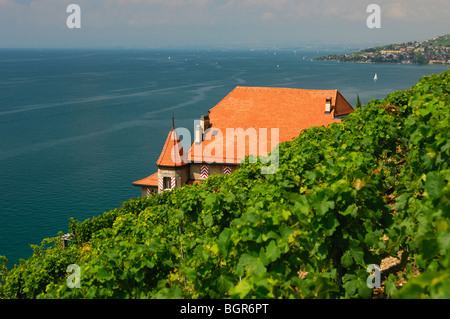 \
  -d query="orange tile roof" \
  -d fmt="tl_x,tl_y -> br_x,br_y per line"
188,86 -> 353,164
133,172 -> 158,187
156,128 -> 188,167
